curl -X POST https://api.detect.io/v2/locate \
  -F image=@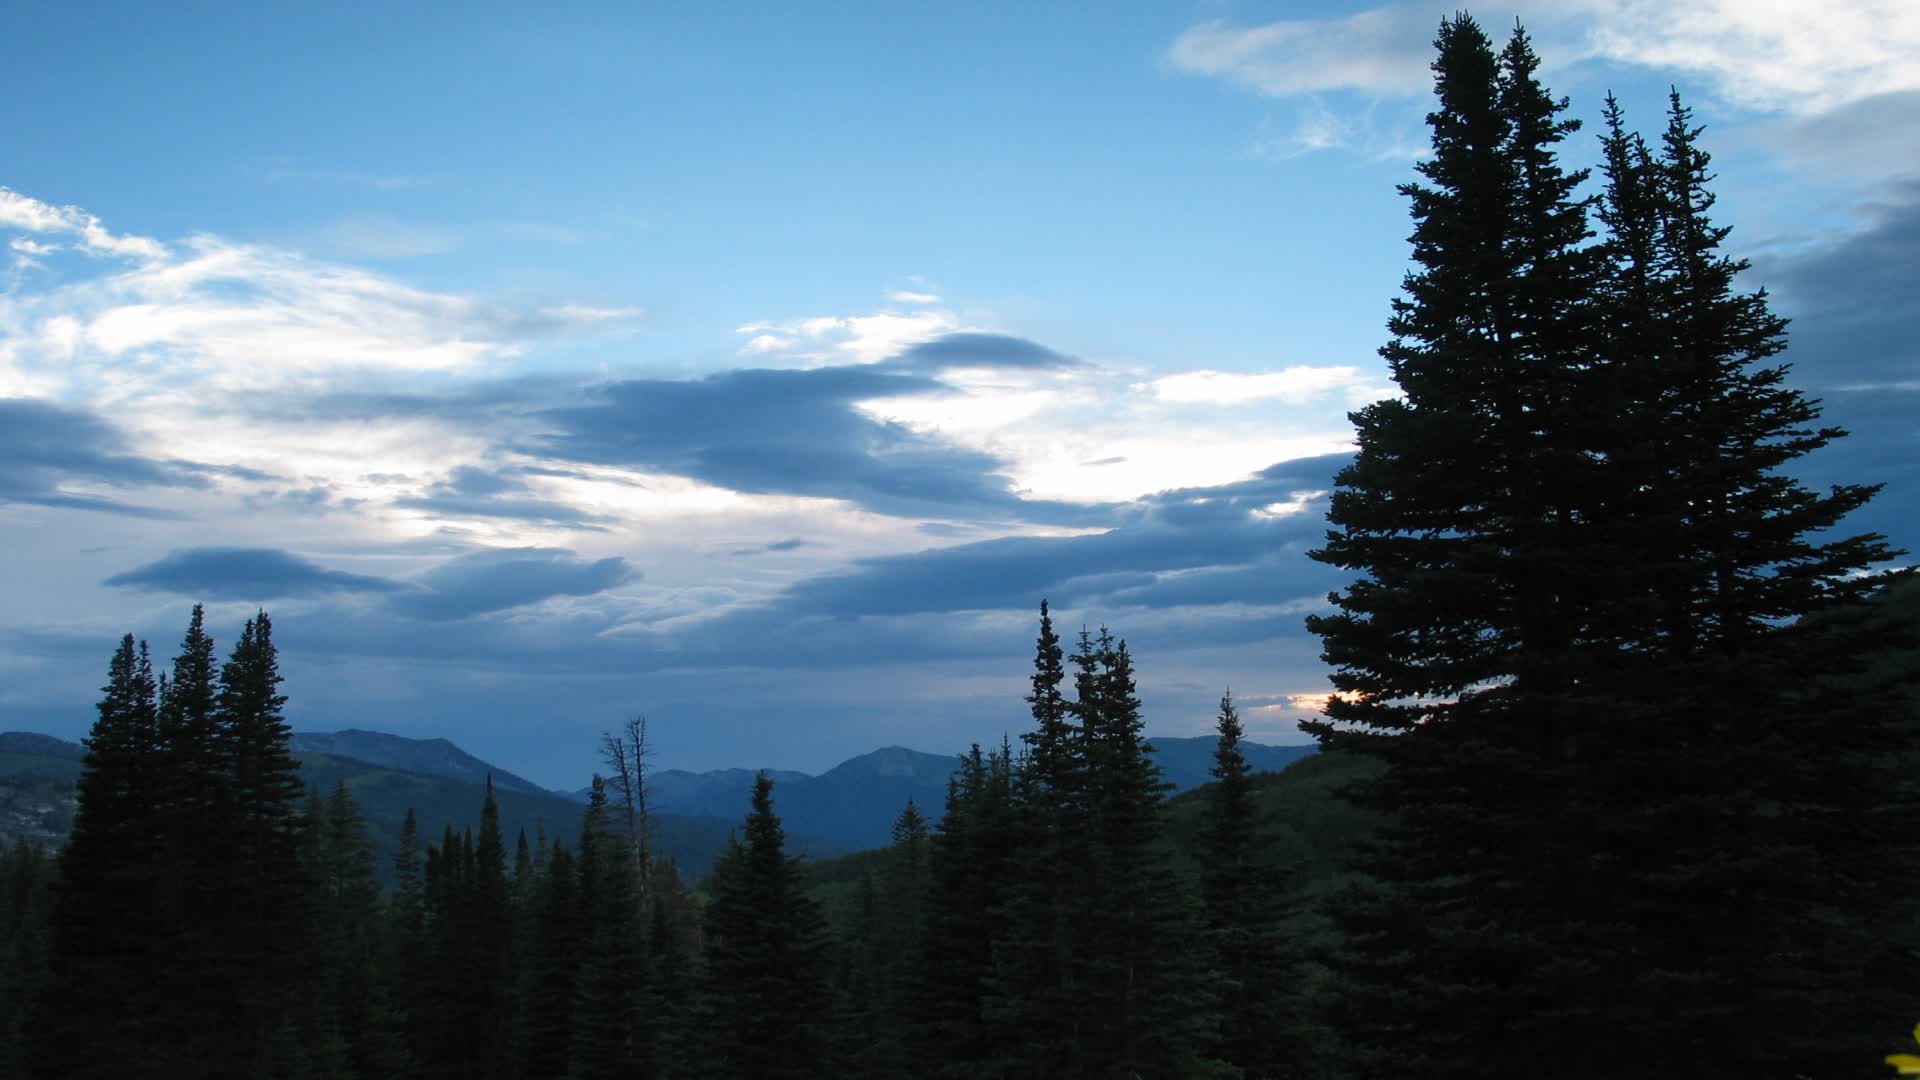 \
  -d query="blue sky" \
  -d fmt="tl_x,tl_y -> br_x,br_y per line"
2,2 -> 1915,788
